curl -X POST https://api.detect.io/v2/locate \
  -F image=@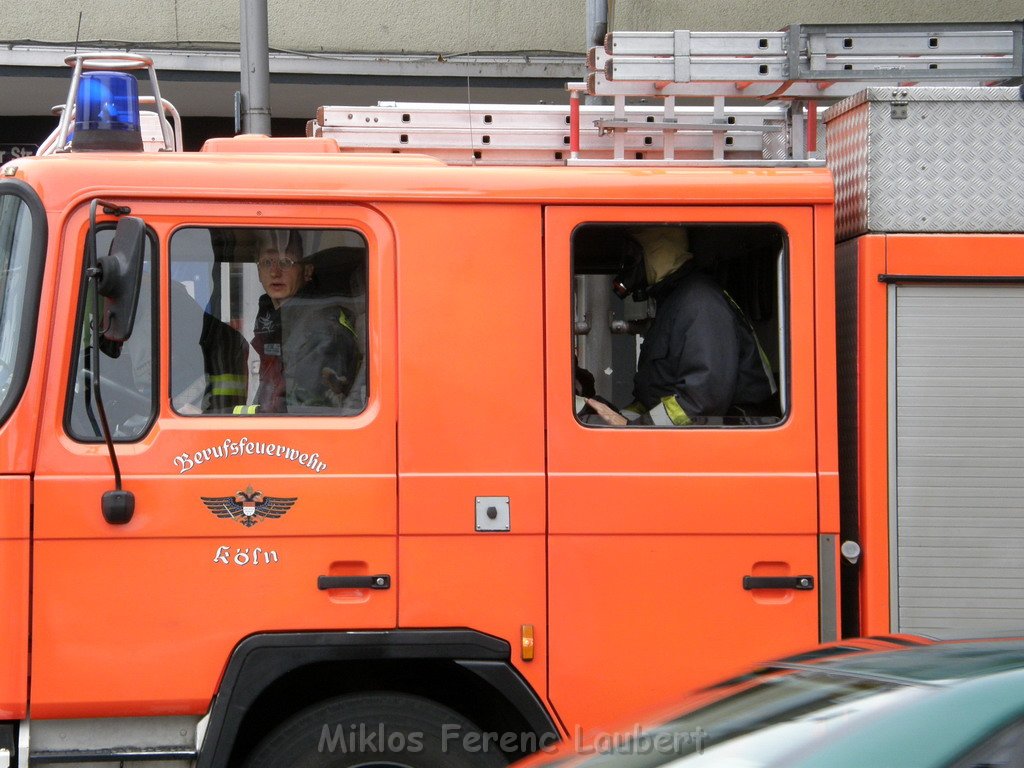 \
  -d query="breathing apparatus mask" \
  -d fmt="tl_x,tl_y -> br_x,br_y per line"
613,227 -> 693,301
612,236 -> 648,301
